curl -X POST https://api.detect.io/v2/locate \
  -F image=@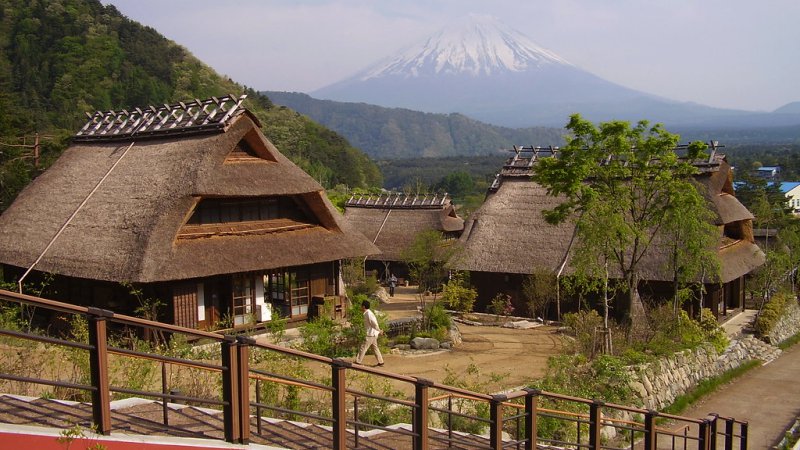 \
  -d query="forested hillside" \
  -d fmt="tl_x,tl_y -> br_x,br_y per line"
265,91 -> 565,159
0,0 -> 381,212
